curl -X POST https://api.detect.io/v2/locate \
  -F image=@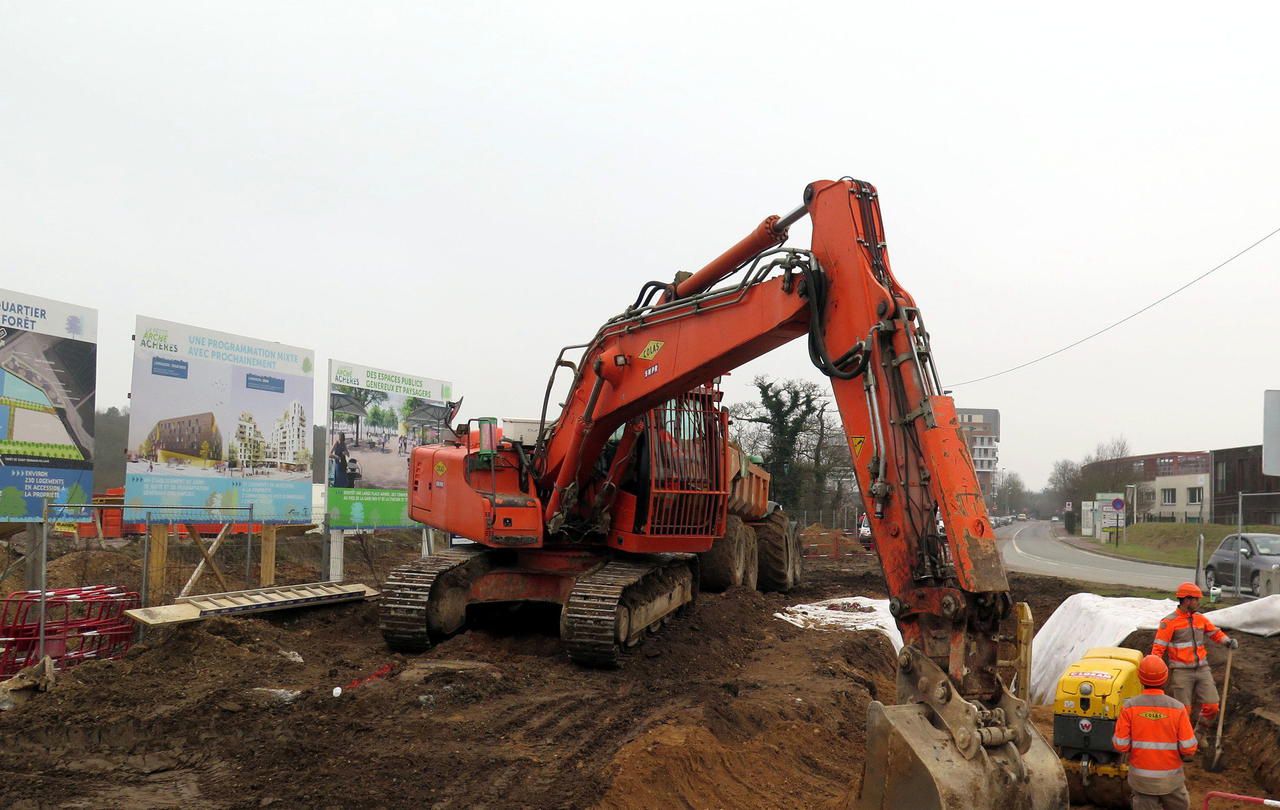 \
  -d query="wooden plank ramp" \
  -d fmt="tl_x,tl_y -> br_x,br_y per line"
125,582 -> 379,627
